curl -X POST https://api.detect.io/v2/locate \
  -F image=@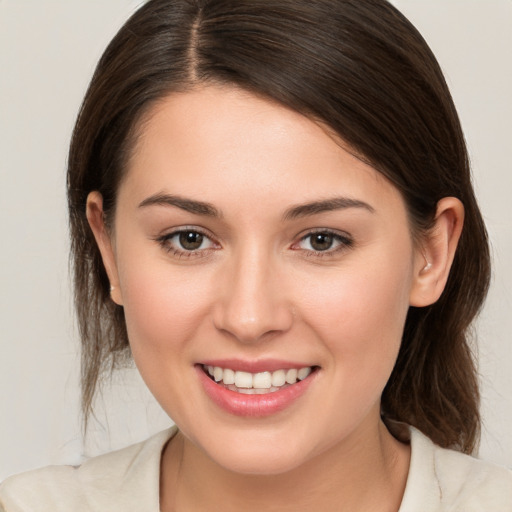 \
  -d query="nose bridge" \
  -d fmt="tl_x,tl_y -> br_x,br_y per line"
214,240 -> 292,343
